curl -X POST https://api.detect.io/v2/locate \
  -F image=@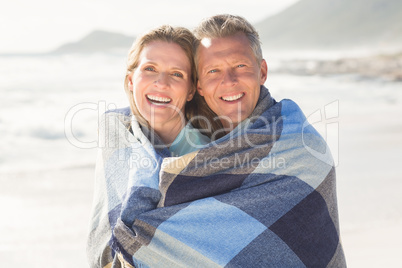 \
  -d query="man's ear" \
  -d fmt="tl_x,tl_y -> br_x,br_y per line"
260,59 -> 268,85
196,81 -> 204,96
187,86 -> 196,102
